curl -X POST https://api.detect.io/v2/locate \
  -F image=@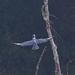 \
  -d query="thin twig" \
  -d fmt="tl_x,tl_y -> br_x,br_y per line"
66,59 -> 75,75
35,46 -> 46,75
